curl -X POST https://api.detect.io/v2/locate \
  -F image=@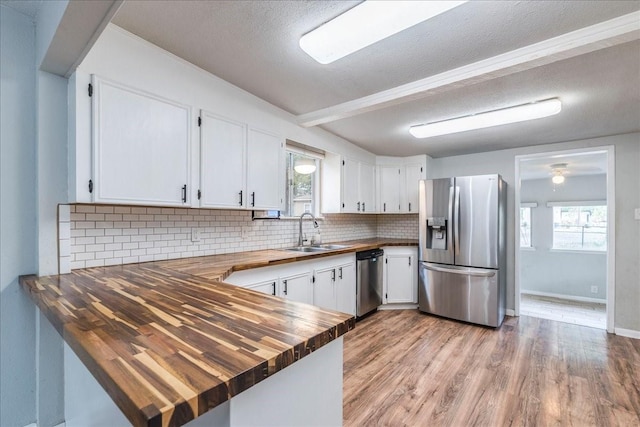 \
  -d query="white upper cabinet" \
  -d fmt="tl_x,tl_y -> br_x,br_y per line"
380,165 -> 402,213
377,155 -> 427,214
199,112 -> 247,209
342,158 -> 360,212
91,76 -> 192,206
404,163 -> 424,213
359,163 -> 376,213
247,128 -> 284,211
321,153 -> 377,214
